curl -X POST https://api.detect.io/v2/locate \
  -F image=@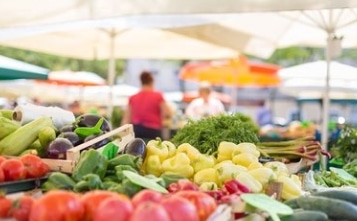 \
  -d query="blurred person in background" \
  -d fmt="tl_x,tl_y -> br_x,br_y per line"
121,71 -> 172,141
185,81 -> 225,120
256,100 -> 273,126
